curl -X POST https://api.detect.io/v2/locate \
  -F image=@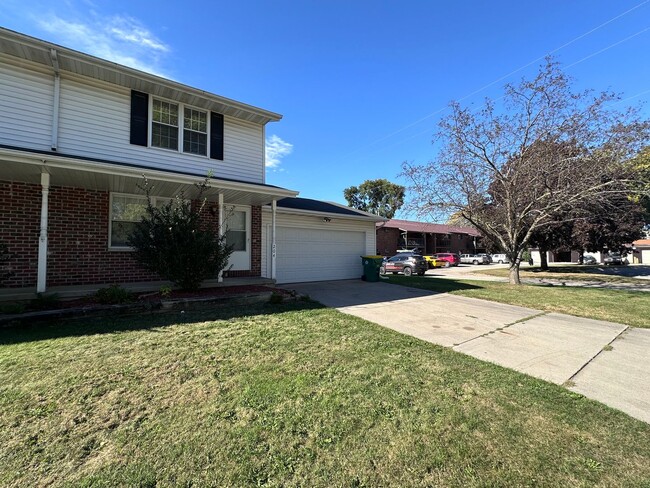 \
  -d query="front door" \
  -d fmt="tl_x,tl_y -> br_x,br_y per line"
225,206 -> 250,271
